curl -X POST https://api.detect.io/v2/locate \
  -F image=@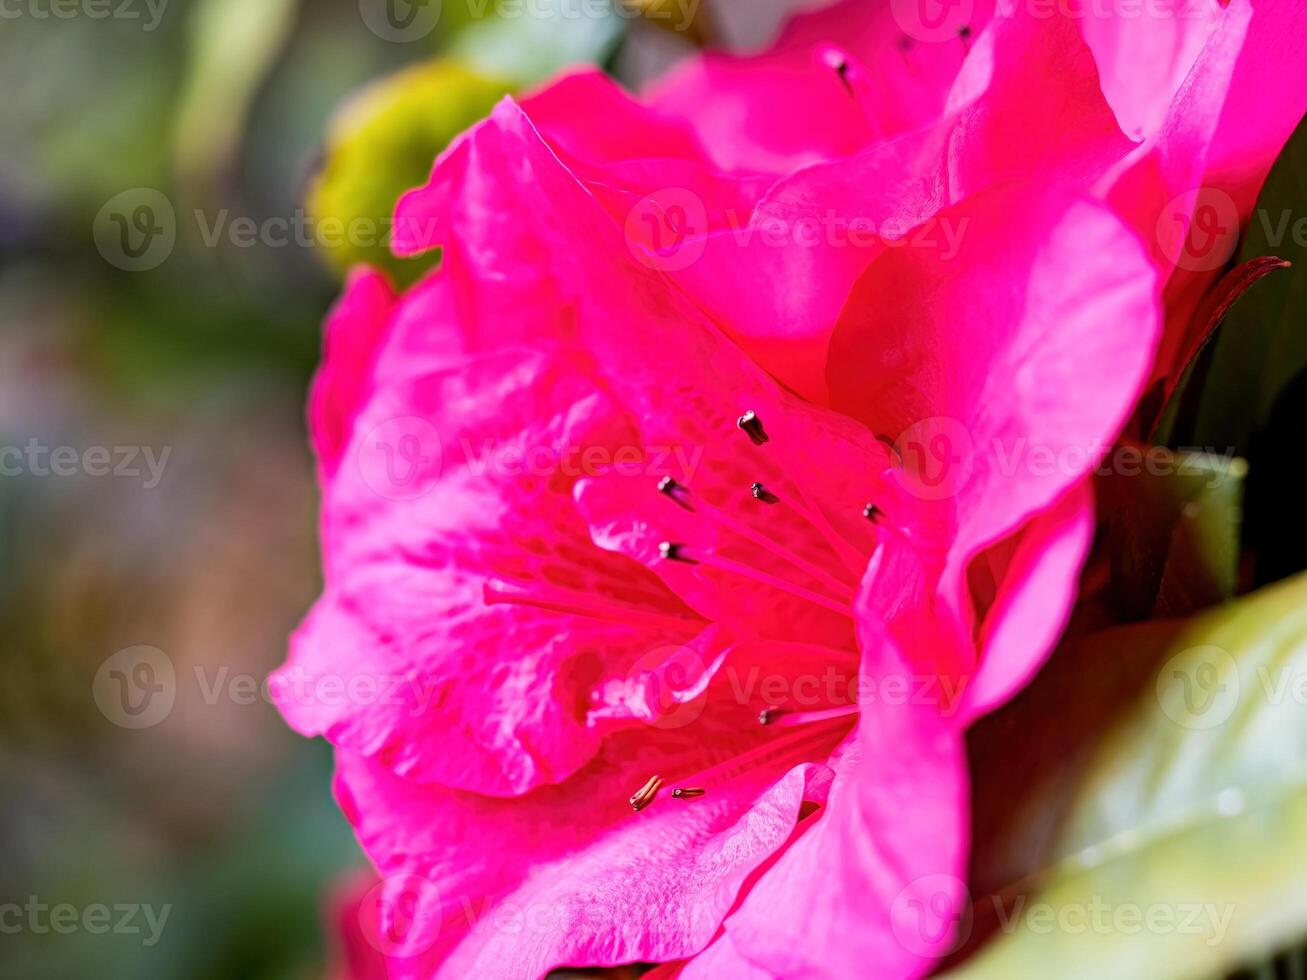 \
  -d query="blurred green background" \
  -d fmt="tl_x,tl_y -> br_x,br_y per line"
0,1 -> 715,976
